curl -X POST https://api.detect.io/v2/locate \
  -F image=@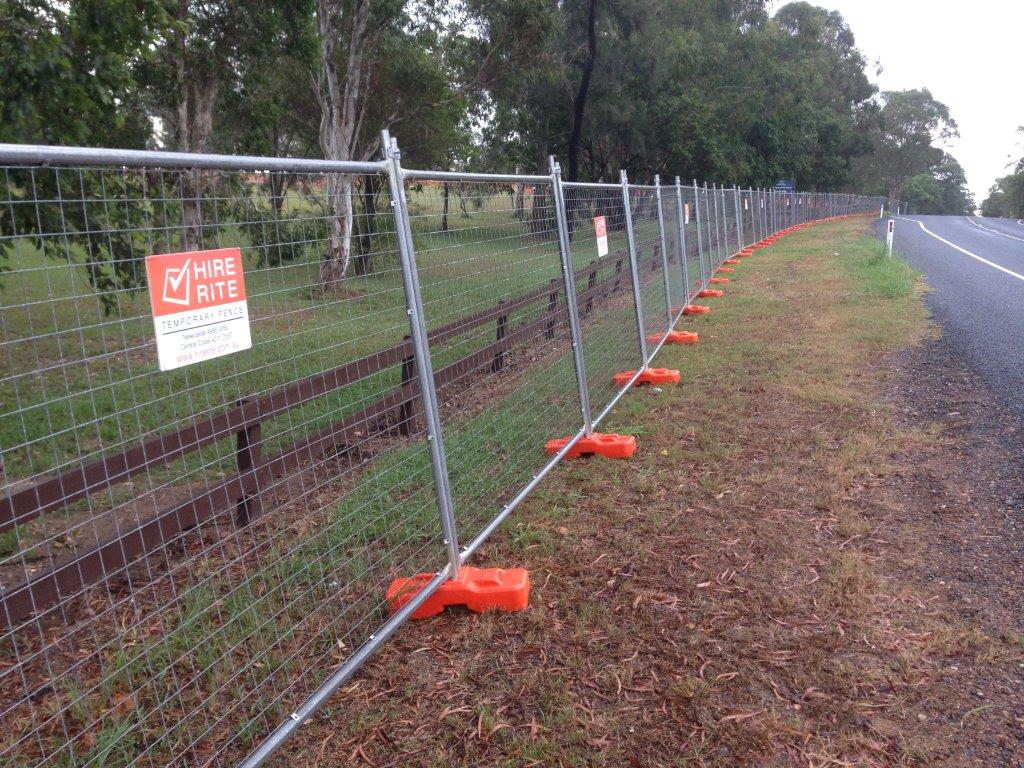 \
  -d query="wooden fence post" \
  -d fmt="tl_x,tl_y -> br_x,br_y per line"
398,335 -> 417,435
235,398 -> 263,525
545,278 -> 559,339
492,299 -> 508,372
